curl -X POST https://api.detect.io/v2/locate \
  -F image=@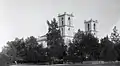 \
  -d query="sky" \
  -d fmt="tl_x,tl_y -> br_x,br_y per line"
0,0 -> 120,52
